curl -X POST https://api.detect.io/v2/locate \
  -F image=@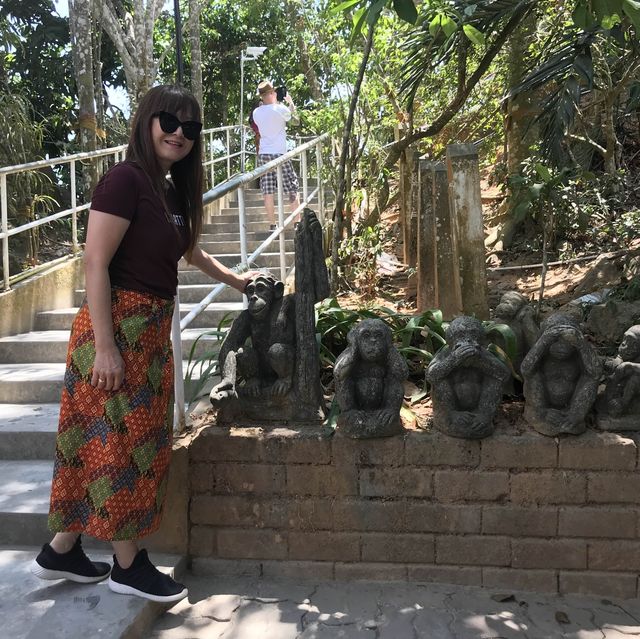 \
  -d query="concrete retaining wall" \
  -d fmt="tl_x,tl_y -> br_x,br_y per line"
0,257 -> 84,337
188,423 -> 640,598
